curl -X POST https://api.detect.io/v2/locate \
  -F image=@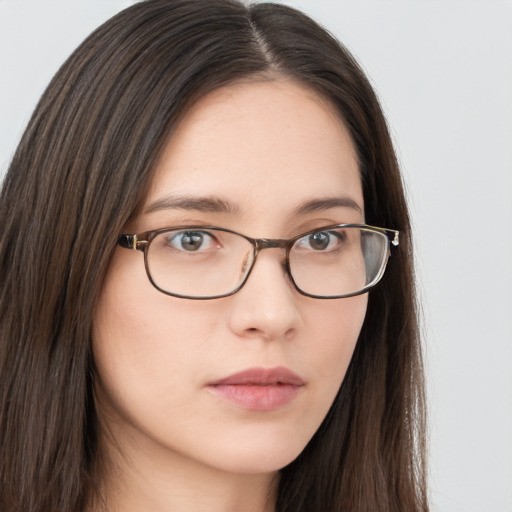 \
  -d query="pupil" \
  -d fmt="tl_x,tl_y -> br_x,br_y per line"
309,232 -> 329,250
181,232 -> 203,251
